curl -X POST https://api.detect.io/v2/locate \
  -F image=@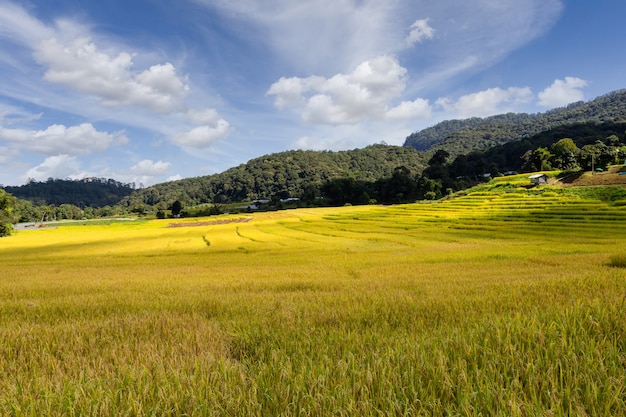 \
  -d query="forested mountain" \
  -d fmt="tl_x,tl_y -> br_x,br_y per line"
421,121 -> 626,193
403,89 -> 626,155
3,177 -> 135,208
121,144 -> 426,209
